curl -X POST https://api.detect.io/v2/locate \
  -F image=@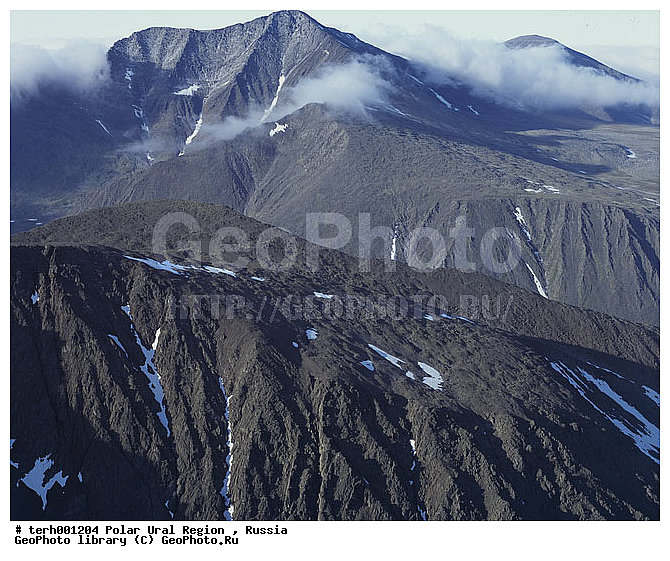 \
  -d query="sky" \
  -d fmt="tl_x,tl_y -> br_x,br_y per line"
10,8 -> 660,83
9,7 -> 661,88
10,9 -> 659,47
